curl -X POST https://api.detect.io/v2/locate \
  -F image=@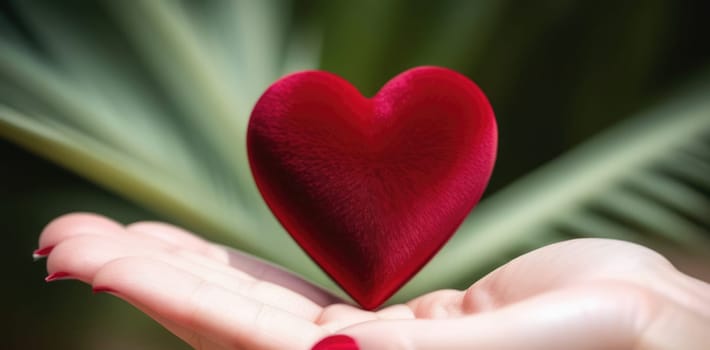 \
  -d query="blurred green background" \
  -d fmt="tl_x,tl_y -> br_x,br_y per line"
2,0 -> 710,349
